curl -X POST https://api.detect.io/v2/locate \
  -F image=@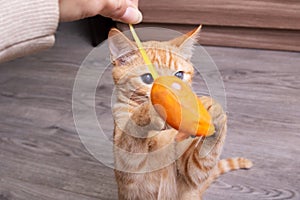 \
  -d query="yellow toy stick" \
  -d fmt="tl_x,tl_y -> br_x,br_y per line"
129,24 -> 159,79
